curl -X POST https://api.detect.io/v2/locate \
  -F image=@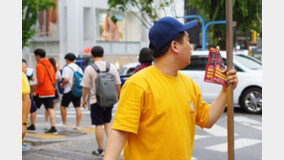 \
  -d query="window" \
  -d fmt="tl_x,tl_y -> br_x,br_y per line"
181,56 -> 207,71
97,10 -> 140,42
234,54 -> 262,70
